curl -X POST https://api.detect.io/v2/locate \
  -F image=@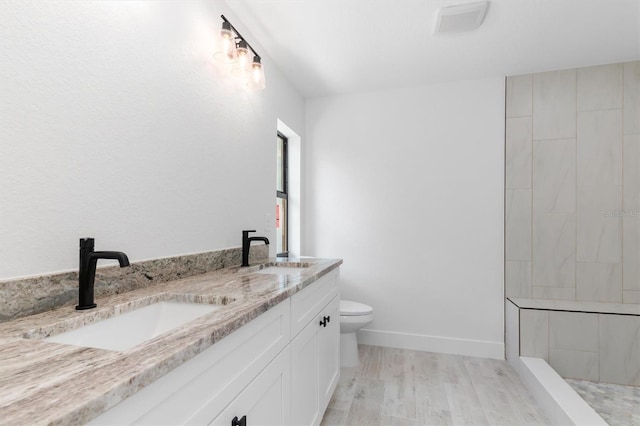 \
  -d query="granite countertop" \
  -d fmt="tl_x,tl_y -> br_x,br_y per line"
0,258 -> 342,425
